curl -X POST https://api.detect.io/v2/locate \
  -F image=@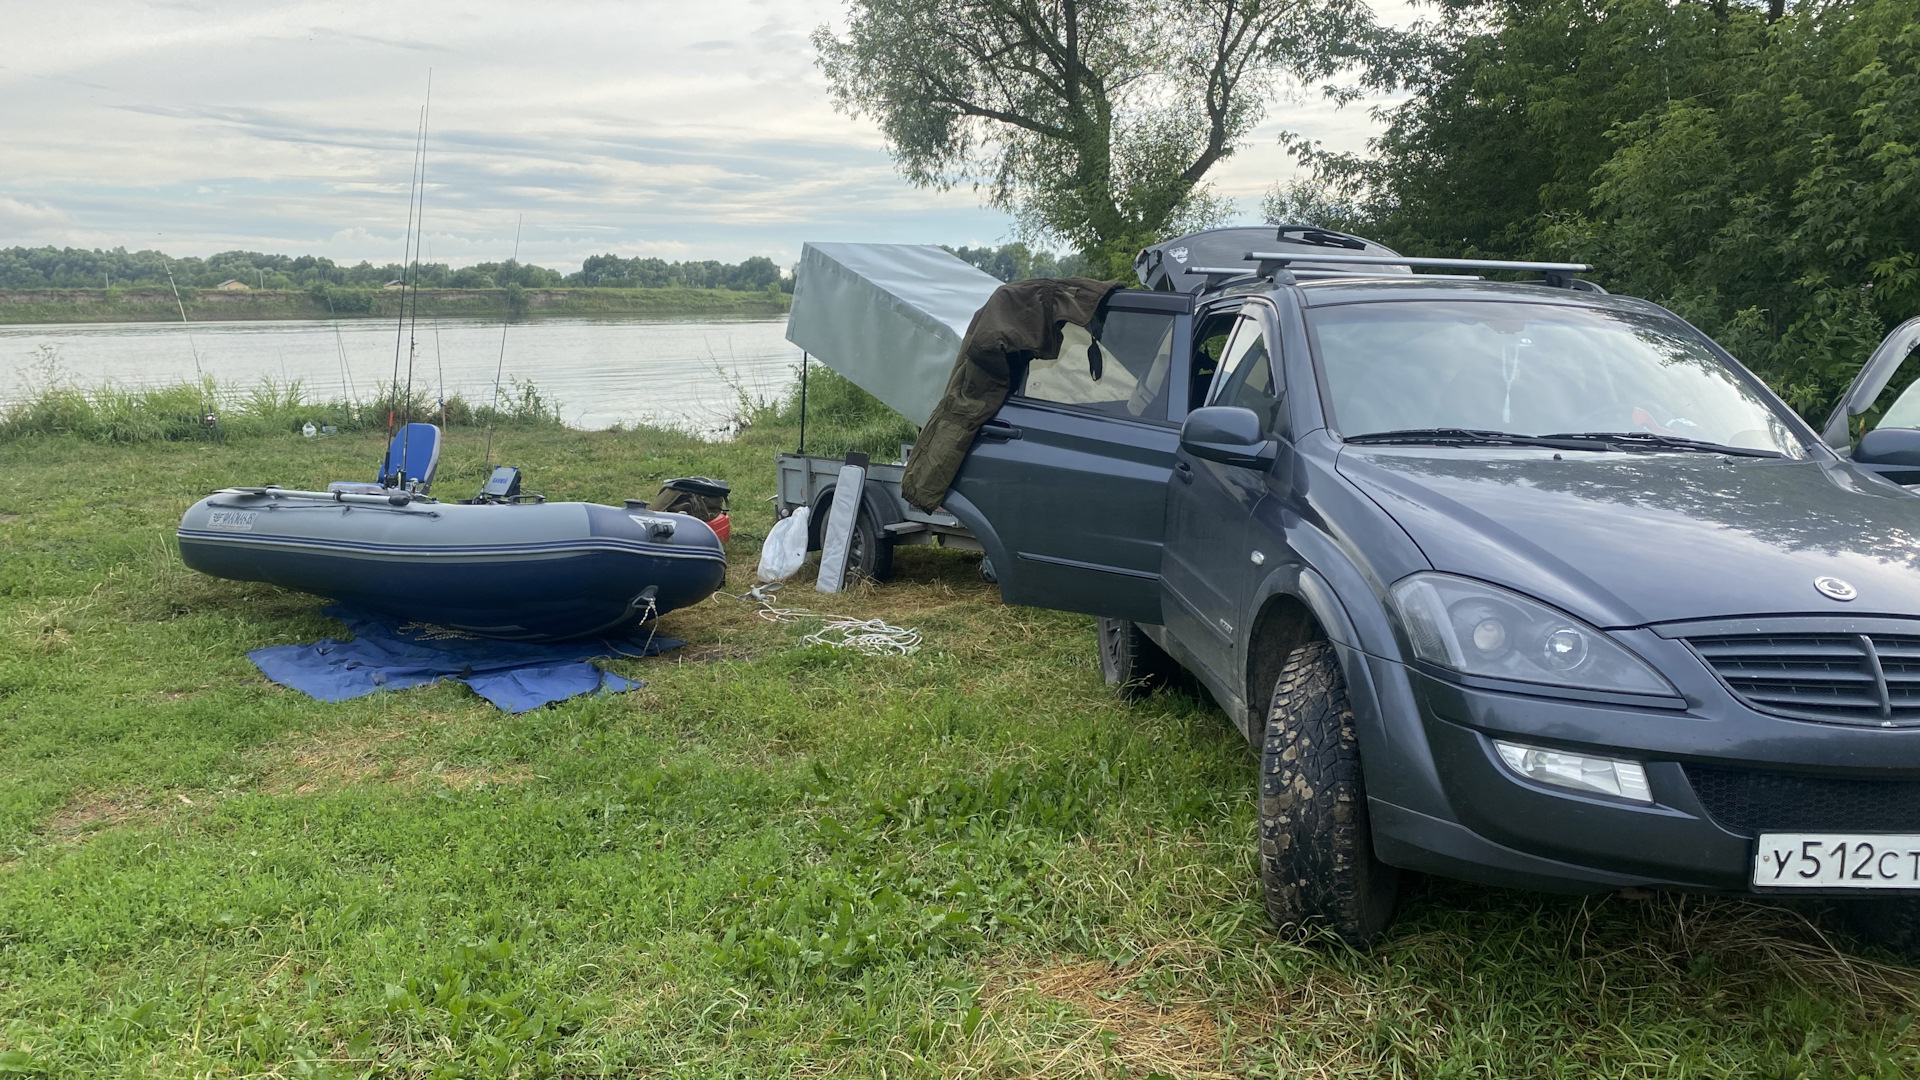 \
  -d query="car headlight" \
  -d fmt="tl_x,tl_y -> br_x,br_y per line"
1390,572 -> 1673,696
